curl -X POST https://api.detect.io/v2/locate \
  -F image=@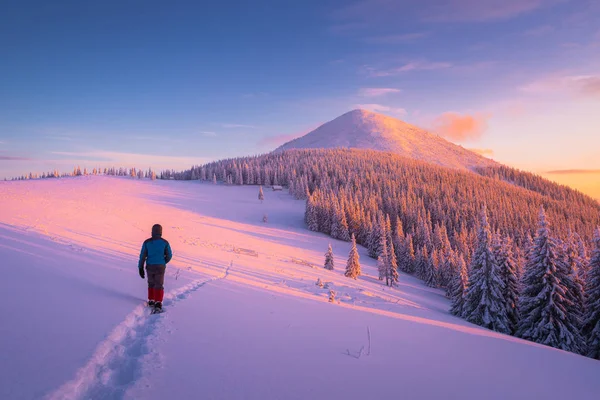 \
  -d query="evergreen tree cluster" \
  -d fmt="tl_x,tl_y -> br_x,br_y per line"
10,166 -> 158,181
452,206 -> 600,358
